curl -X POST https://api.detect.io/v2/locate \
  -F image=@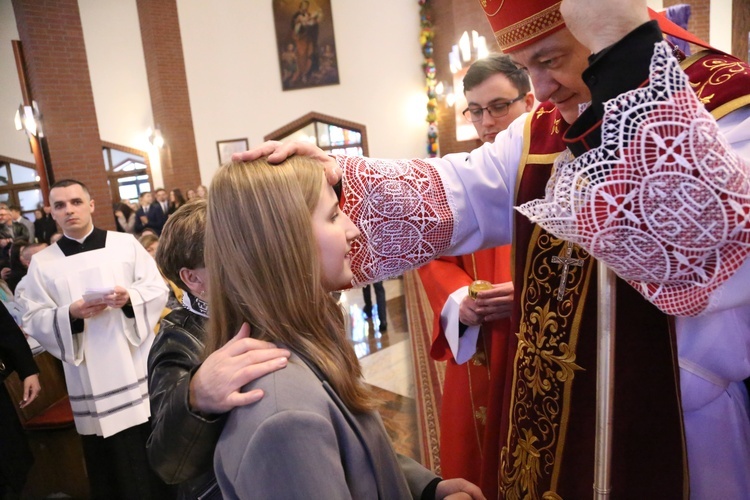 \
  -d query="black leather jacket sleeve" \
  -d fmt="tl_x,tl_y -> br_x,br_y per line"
146,308 -> 226,485
0,301 -> 39,380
